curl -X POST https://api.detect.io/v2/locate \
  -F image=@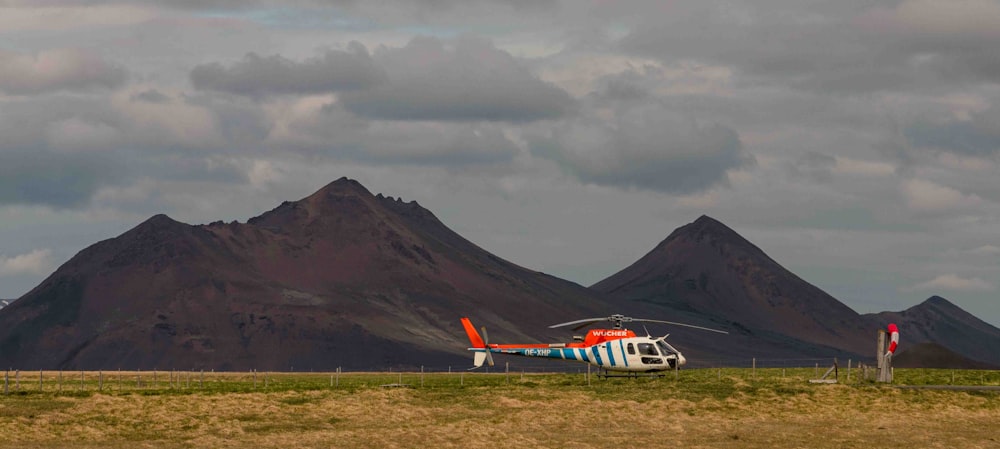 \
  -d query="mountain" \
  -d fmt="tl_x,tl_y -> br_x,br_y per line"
0,178 -> 611,370
4,192 -> 998,371
593,216 -> 1000,367
865,296 -> 1000,367
593,216 -> 874,362
892,342 -> 999,370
